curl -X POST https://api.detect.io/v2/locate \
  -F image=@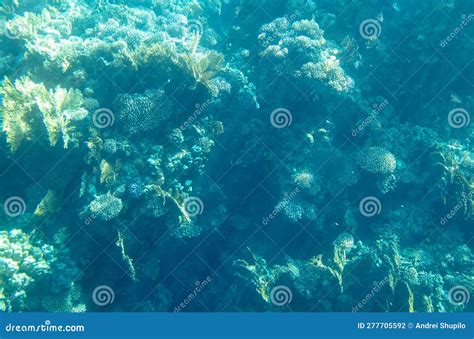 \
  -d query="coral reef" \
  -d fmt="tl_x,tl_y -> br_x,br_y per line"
0,76 -> 88,152
0,0 -> 471,313
87,193 -> 123,221
258,17 -> 354,93
0,229 -> 79,312
114,89 -> 174,135
356,147 -> 397,174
